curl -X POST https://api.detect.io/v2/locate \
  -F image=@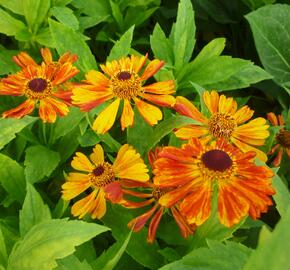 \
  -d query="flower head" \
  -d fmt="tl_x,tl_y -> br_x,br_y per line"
174,91 -> 270,161
72,54 -> 175,133
267,112 -> 290,166
0,48 -> 79,122
122,148 -> 194,243
153,138 -> 275,227
62,144 -> 149,219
